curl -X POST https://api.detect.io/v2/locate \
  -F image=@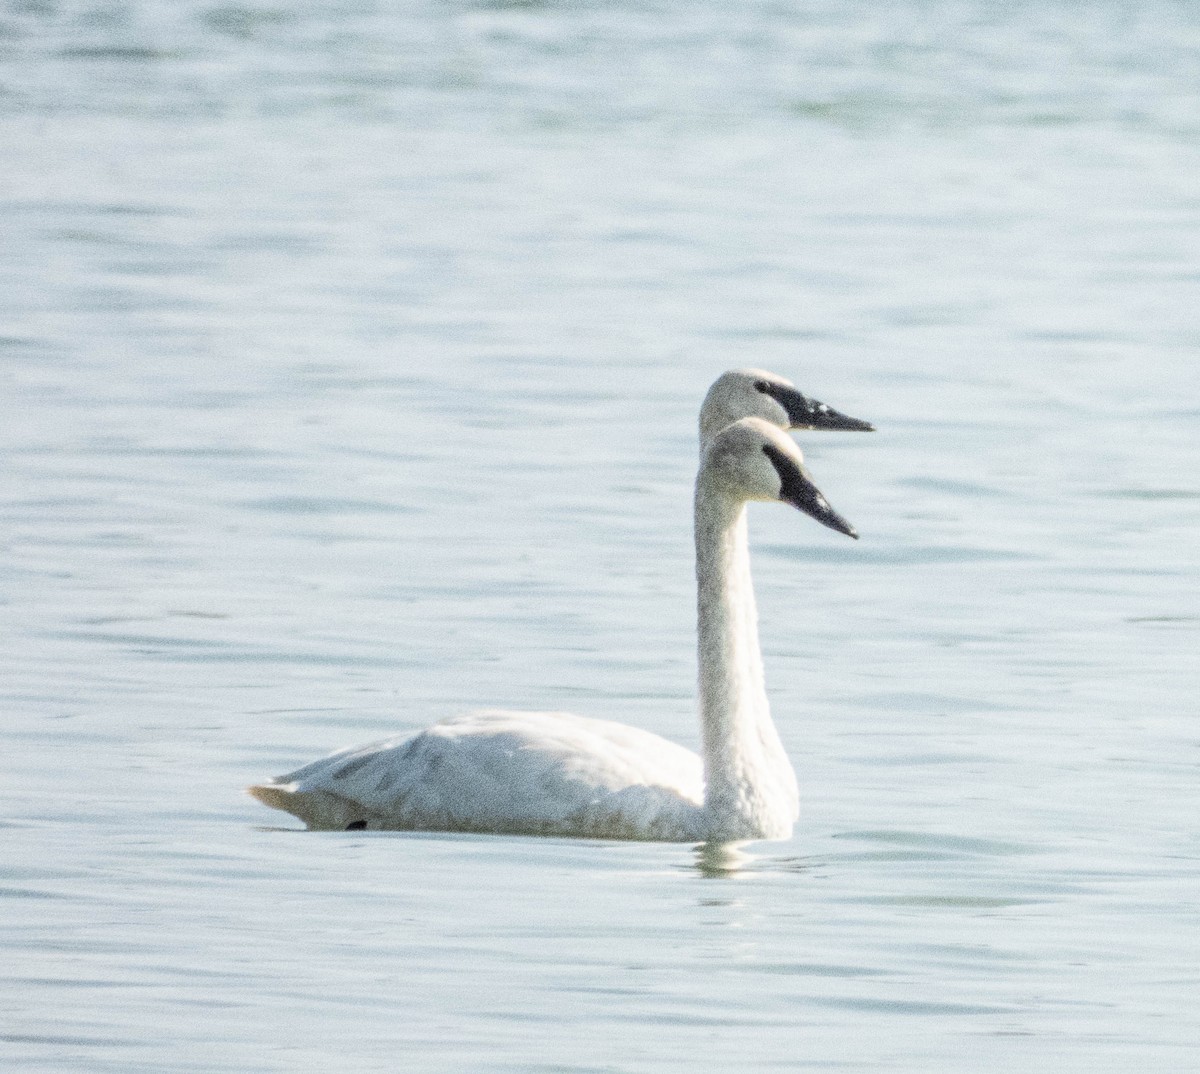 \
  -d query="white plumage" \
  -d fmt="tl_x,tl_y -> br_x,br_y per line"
249,371 -> 871,842
251,710 -> 707,839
